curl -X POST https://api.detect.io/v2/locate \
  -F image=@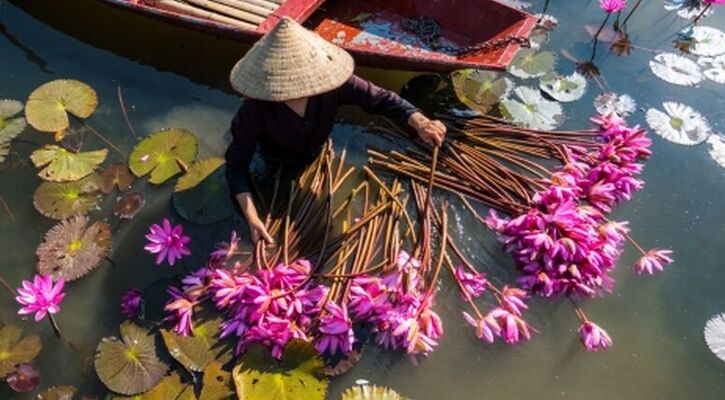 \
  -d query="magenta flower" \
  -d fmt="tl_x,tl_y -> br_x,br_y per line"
16,275 -> 65,322
164,286 -> 197,336
599,0 -> 627,13
703,0 -> 725,4
462,311 -> 500,343
348,276 -> 391,321
500,286 -> 528,316
454,266 -> 488,299
489,308 -> 531,345
144,218 -> 191,266
315,302 -> 354,356
120,288 -> 143,318
633,249 -> 673,275
210,231 -> 239,262
578,321 -> 612,351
